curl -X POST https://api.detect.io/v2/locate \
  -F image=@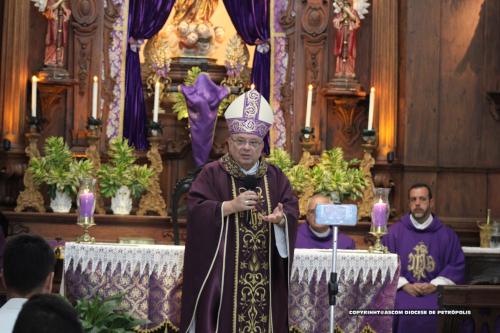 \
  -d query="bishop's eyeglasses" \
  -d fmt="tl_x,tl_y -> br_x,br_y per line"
230,136 -> 263,149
